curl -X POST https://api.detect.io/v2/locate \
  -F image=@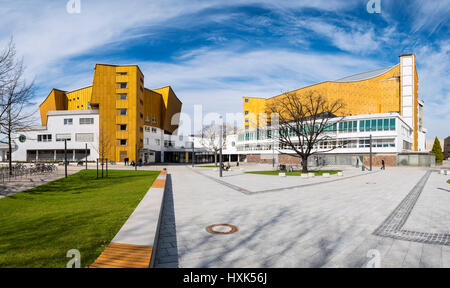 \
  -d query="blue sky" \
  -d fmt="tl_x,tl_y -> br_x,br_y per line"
0,0 -> 449,138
